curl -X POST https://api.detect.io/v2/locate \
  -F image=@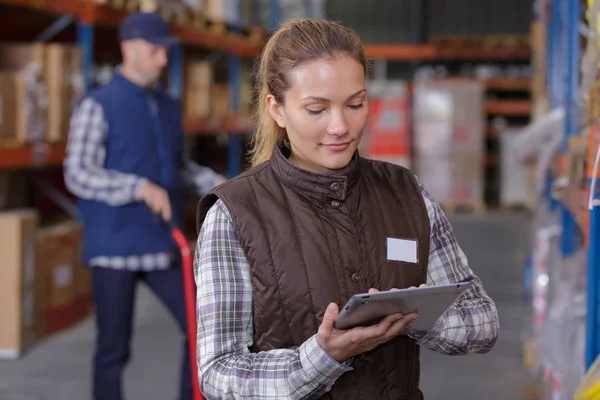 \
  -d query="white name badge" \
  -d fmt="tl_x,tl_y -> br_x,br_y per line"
386,237 -> 418,264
